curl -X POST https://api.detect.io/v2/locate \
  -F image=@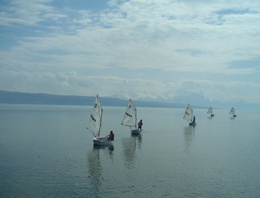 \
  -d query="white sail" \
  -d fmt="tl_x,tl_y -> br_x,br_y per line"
229,107 -> 235,115
88,95 -> 103,137
207,107 -> 213,115
183,104 -> 193,122
121,99 -> 137,128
